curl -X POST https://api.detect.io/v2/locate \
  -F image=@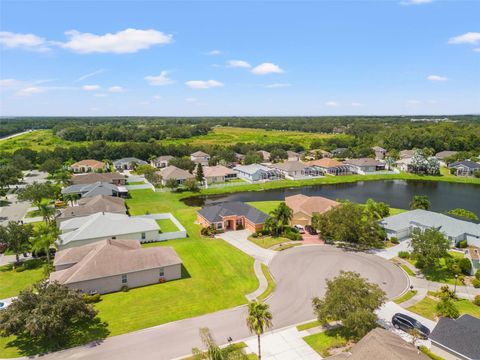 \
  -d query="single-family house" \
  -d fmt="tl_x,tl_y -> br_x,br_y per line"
286,151 -> 301,162
50,239 -> 182,294
435,151 -> 458,165
326,328 -> 429,360
233,164 -> 283,182
113,157 -> 148,171
307,158 -> 350,175
190,151 -> 210,166
234,153 -> 245,164
399,150 -> 415,159
70,160 -> 106,173
197,201 -> 268,232
157,165 -> 195,186
285,194 -> 339,226
150,155 -> 174,169
257,150 -> 271,162
395,157 -> 414,172
380,209 -> 480,247
306,149 -> 332,160
429,314 -> 480,360
271,161 -> 323,180
58,212 -> 160,249
331,148 -> 348,157
448,160 -> 480,177
61,181 -> 128,198
71,172 -> 126,186
344,158 -> 385,174
372,146 -> 387,161
57,195 -> 127,223
467,247 -> 480,274
202,165 -> 238,184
